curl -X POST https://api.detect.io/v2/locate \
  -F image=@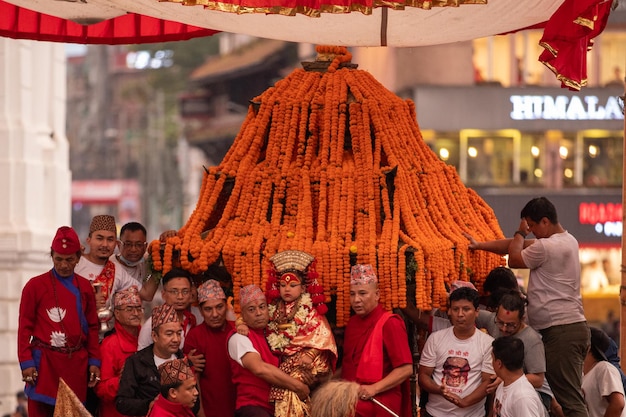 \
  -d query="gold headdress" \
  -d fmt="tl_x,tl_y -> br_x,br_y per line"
266,250 -> 327,315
